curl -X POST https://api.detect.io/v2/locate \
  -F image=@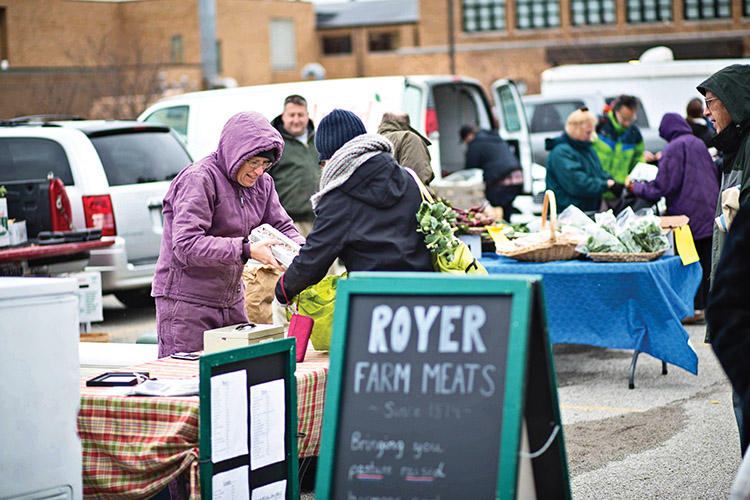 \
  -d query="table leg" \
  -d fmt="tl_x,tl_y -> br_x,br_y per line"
662,361 -> 668,375
628,350 -> 640,390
